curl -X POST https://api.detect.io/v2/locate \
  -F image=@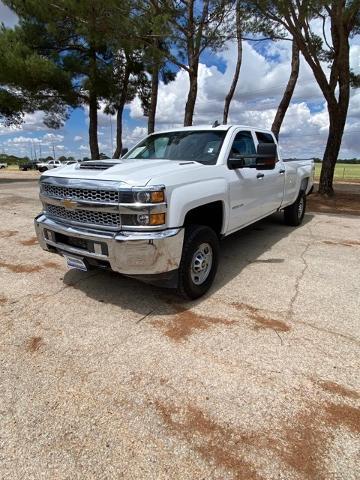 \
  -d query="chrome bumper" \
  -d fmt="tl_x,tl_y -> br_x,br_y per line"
34,214 -> 184,276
